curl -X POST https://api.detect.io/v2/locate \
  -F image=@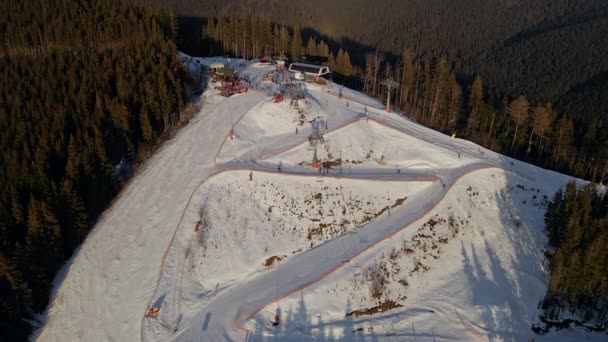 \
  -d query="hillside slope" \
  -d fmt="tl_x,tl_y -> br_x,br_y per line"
37,56 -> 607,342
